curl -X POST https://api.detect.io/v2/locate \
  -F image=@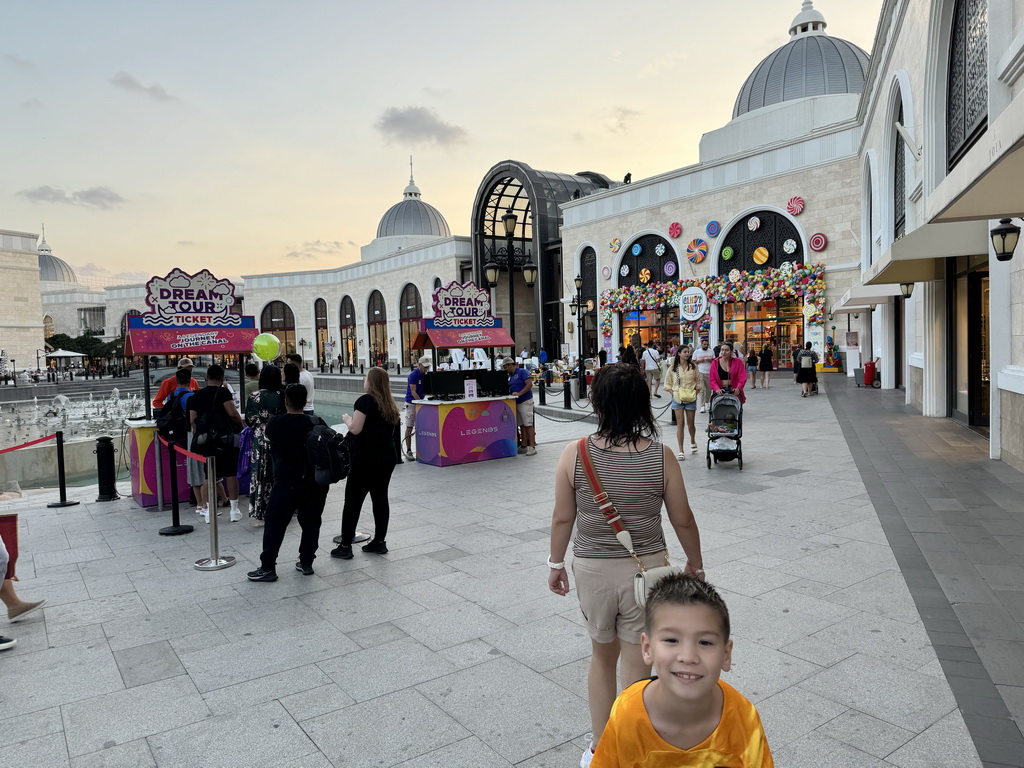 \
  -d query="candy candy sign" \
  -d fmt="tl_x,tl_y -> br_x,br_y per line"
679,286 -> 709,322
